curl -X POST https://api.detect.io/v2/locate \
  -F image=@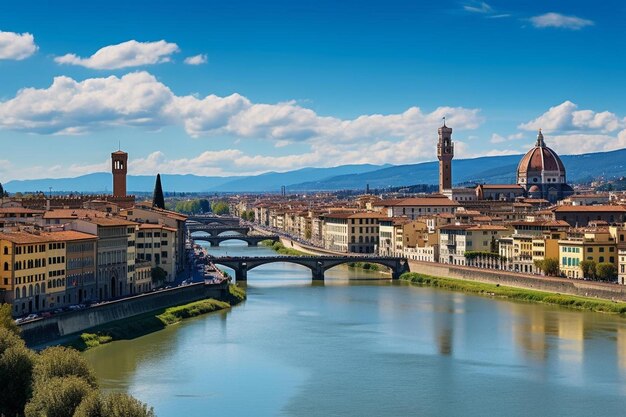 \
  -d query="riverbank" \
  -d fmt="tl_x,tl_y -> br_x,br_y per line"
401,272 -> 626,316
260,239 -> 307,256
71,285 -> 246,351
